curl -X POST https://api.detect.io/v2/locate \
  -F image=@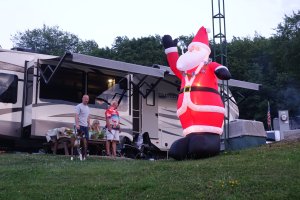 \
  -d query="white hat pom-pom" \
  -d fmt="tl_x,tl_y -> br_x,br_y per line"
206,27 -> 211,33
